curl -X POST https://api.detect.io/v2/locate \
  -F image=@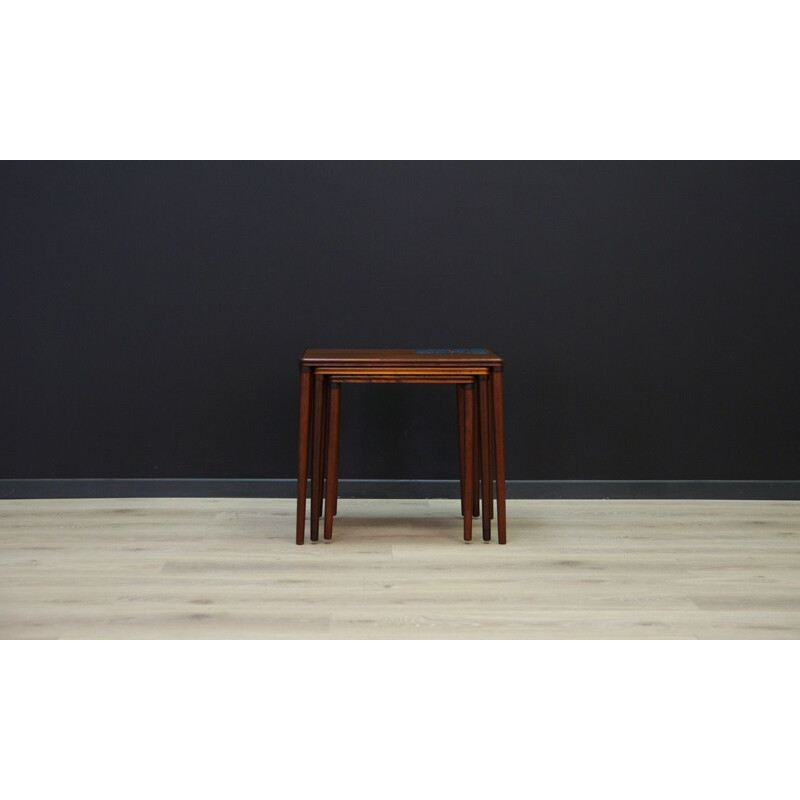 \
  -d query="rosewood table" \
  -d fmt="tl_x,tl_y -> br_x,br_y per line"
295,349 -> 506,545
